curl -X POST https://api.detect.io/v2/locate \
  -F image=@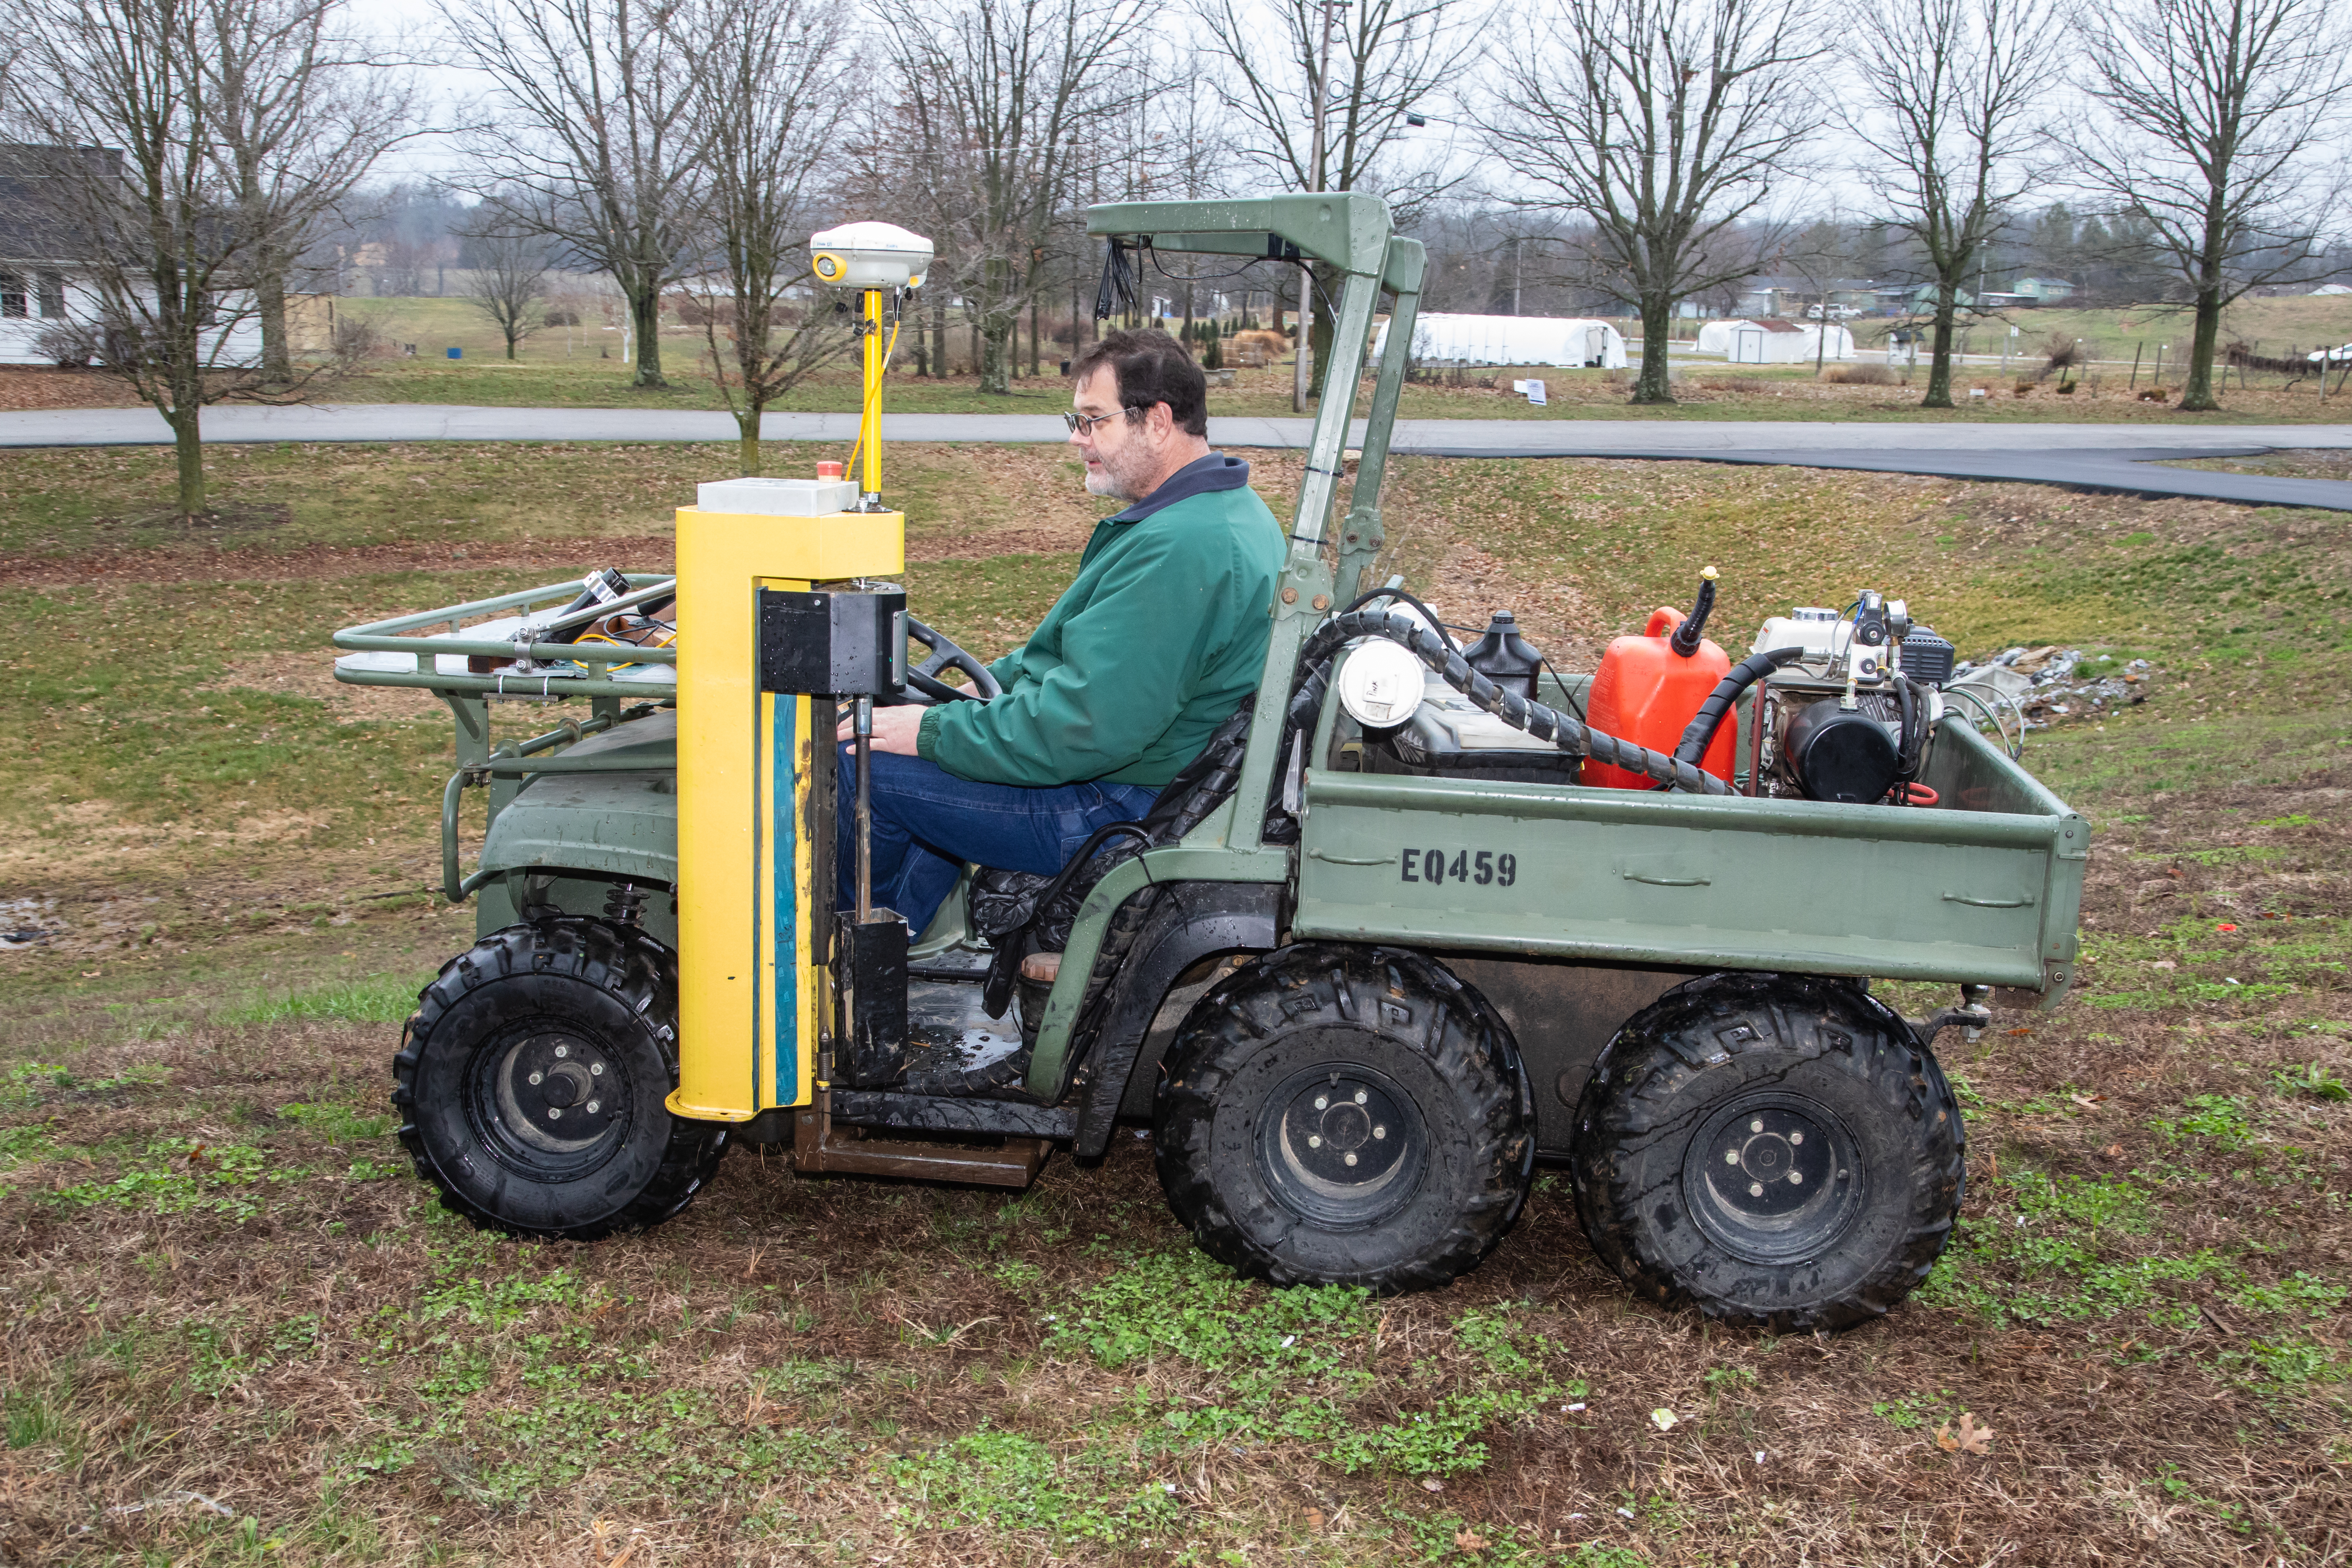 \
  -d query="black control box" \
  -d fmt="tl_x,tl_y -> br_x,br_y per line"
1899,626 -> 1956,687
757,587 -> 907,696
